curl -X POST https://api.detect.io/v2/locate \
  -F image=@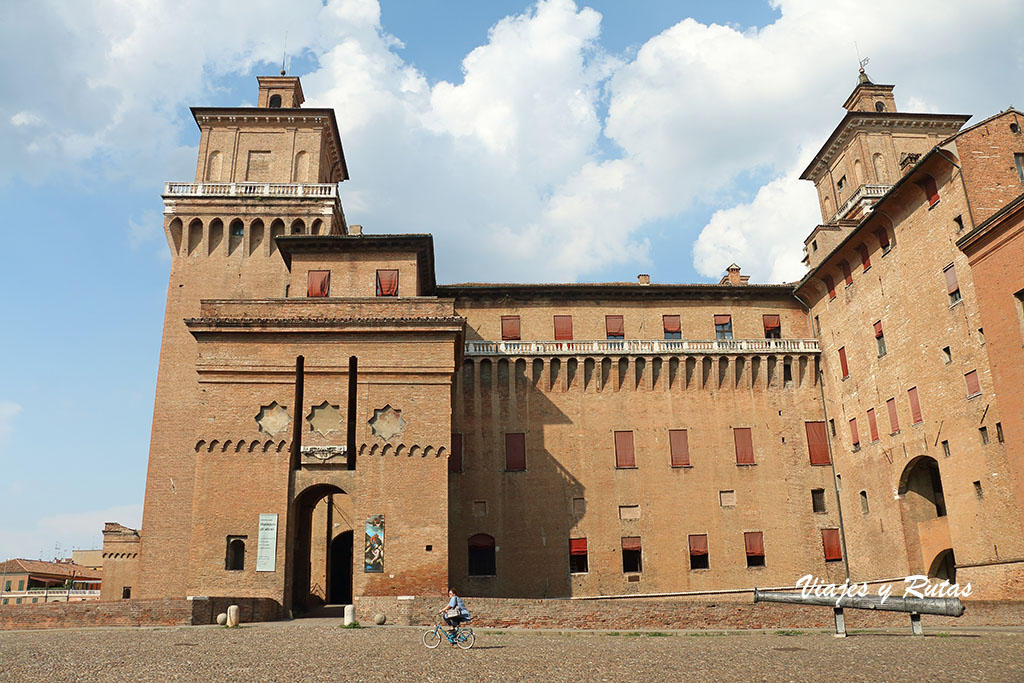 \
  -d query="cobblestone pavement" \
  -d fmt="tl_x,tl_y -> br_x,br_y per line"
1,620 -> 1022,682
